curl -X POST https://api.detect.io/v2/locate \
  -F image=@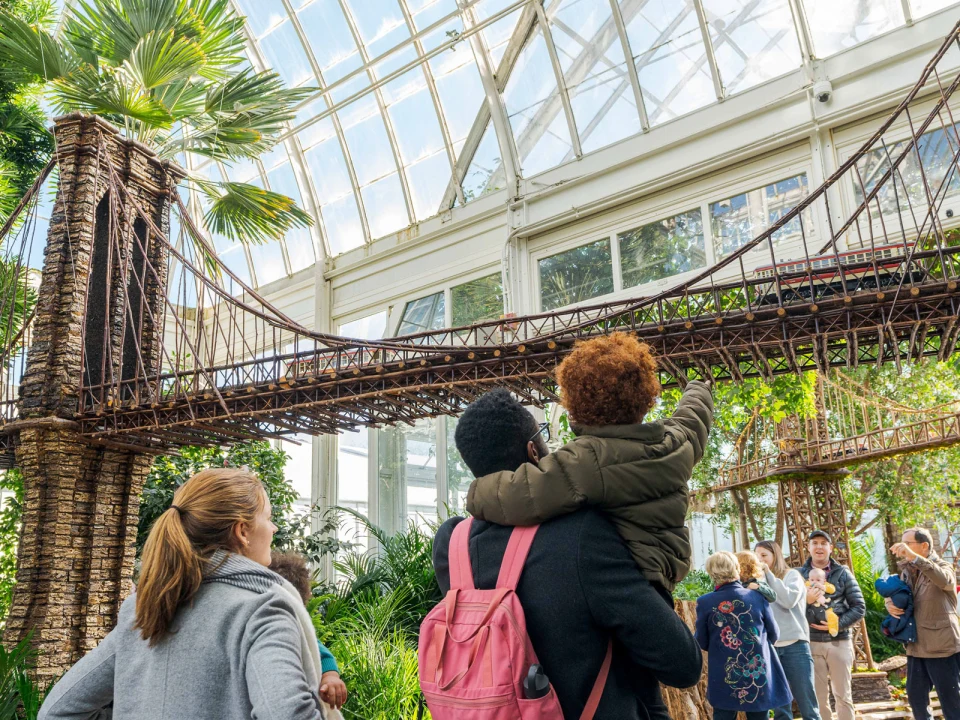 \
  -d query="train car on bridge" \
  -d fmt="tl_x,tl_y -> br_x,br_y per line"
753,242 -> 922,303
